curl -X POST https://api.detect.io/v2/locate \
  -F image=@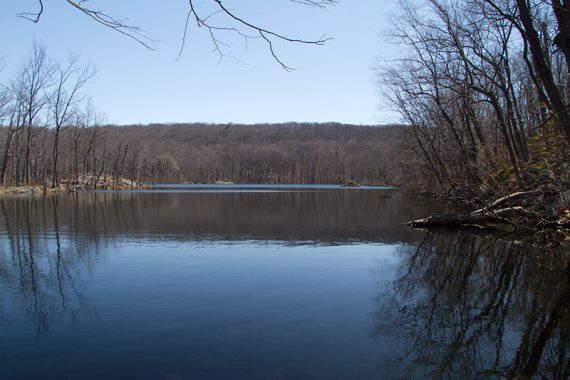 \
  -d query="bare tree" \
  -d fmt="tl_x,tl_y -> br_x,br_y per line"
380,0 -> 569,193
9,41 -> 54,185
51,54 -> 95,187
478,0 -> 570,144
